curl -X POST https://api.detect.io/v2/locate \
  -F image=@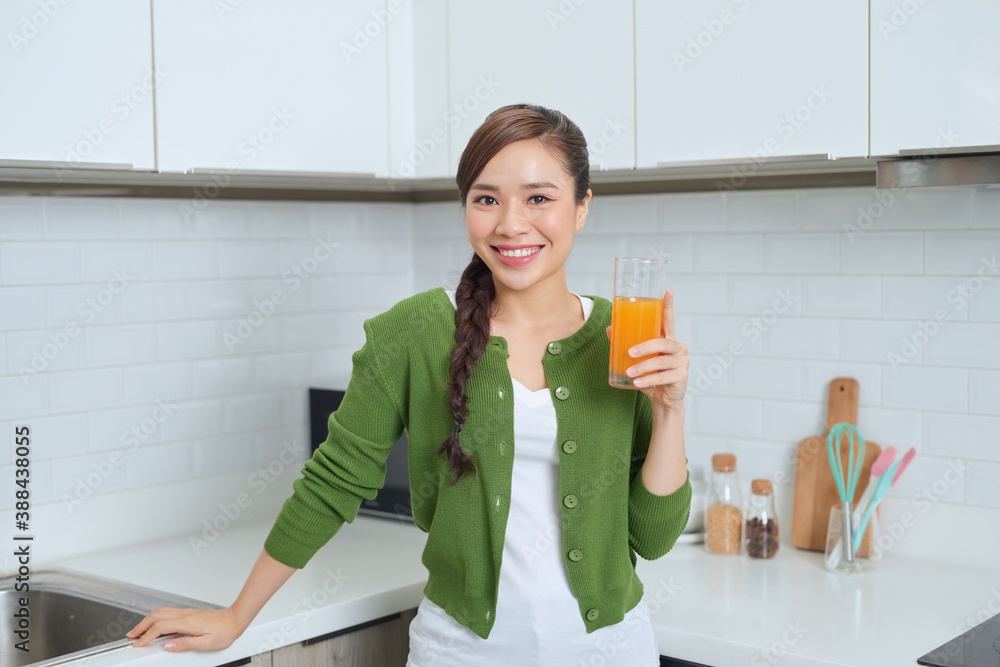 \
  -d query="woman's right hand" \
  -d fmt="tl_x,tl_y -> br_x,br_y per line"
126,606 -> 246,652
